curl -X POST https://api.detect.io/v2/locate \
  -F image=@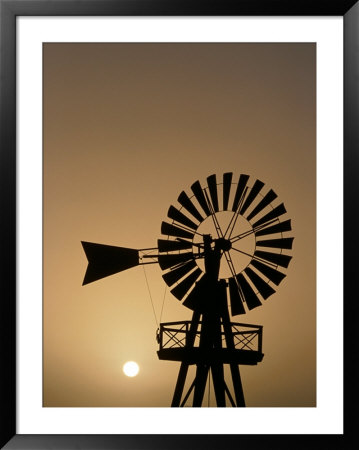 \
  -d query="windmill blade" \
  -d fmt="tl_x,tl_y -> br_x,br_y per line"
228,277 -> 246,316
254,250 -> 292,268
250,259 -> 286,285
177,191 -> 204,223
167,205 -> 198,230
81,241 -> 139,285
162,260 -> 198,286
191,180 -> 211,216
244,267 -> 275,299
207,174 -> 219,212
222,172 -> 233,211
158,252 -> 194,270
236,273 -> 262,310
232,174 -> 249,212
161,221 -> 194,240
239,179 -> 264,216
255,219 -> 292,237
246,189 -> 277,221
171,268 -> 203,300
158,239 -> 192,252
251,203 -> 286,228
256,237 -> 294,250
